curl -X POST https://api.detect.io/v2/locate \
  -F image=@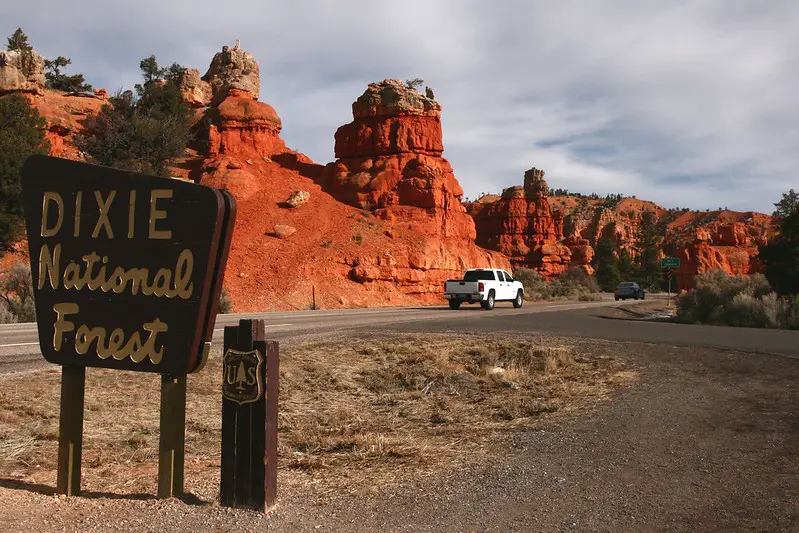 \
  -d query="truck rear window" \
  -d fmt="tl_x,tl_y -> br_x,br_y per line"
463,270 -> 496,281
